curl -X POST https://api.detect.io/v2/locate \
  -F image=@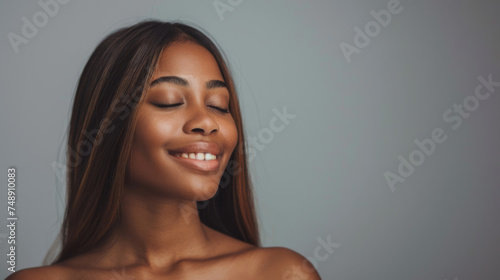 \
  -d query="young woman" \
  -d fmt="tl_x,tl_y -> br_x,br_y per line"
7,20 -> 320,279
